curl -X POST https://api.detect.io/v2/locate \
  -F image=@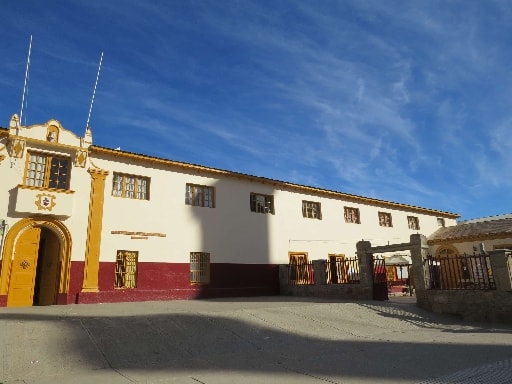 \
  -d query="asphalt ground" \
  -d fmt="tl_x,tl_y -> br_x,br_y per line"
1,296 -> 511,384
